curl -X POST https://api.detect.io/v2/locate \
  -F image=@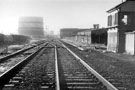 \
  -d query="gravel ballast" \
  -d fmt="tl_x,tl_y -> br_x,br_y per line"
64,42 -> 135,90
